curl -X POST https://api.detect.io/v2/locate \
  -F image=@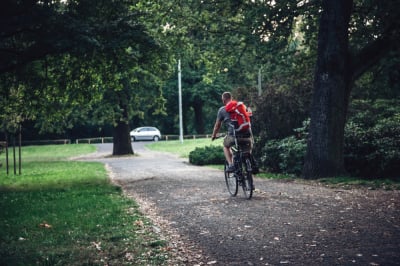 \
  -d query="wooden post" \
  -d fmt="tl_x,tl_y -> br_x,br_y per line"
13,135 -> 16,175
5,132 -> 9,175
